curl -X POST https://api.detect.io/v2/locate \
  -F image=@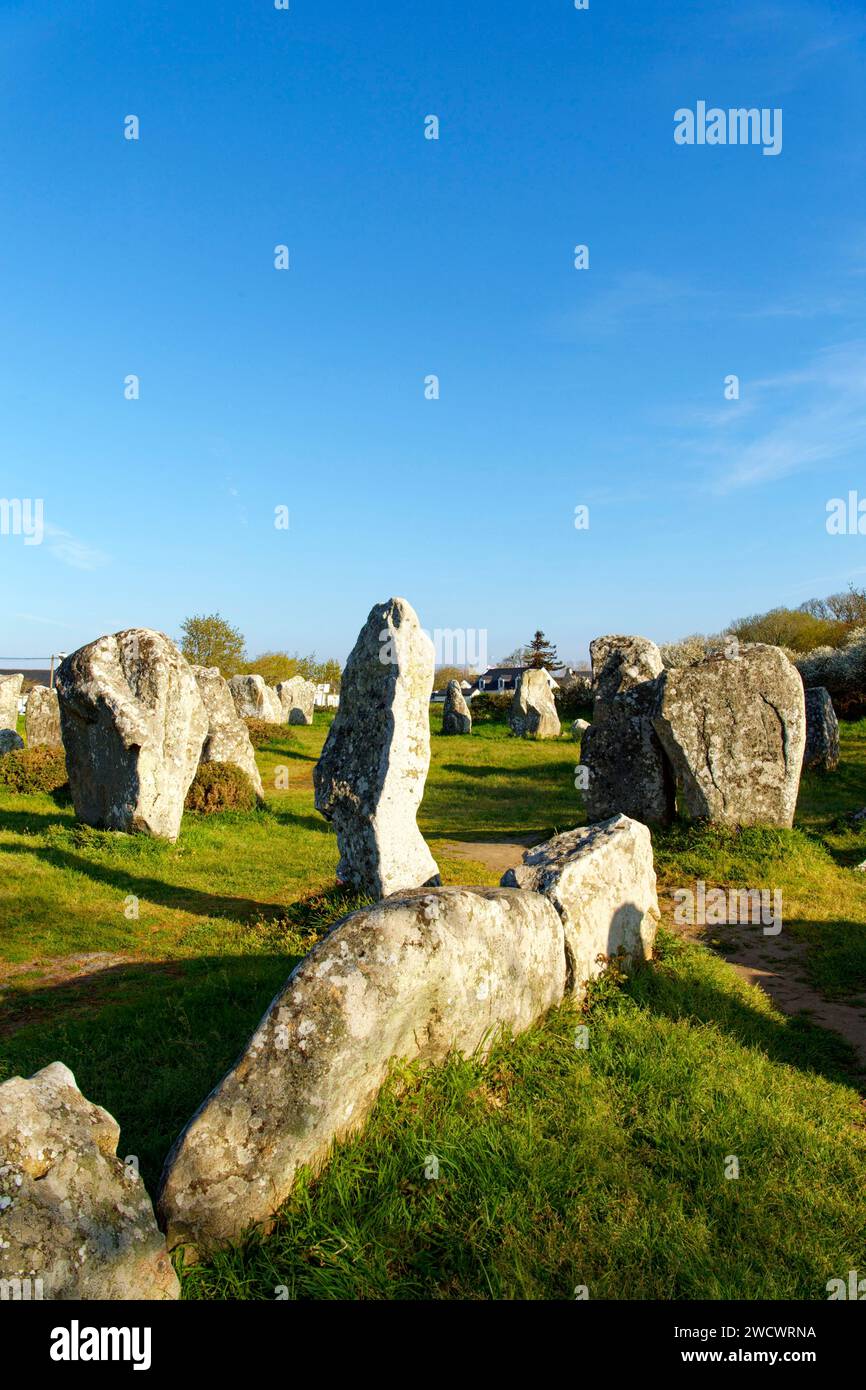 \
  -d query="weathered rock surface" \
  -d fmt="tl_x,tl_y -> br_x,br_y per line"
442,680 -> 472,734
509,668 -> 561,738
0,730 -> 24,754
652,644 -> 806,826
590,634 -> 664,722
502,814 -> 659,999
229,674 -> 282,723
581,710 -> 675,824
313,597 -> 440,896
0,1062 -> 179,1300
56,629 -> 208,841
579,635 -> 674,825
571,718 -> 590,739
803,686 -> 840,773
158,886 -> 565,1254
276,675 -> 316,725
25,685 -> 62,747
0,673 -> 22,740
192,666 -> 264,801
